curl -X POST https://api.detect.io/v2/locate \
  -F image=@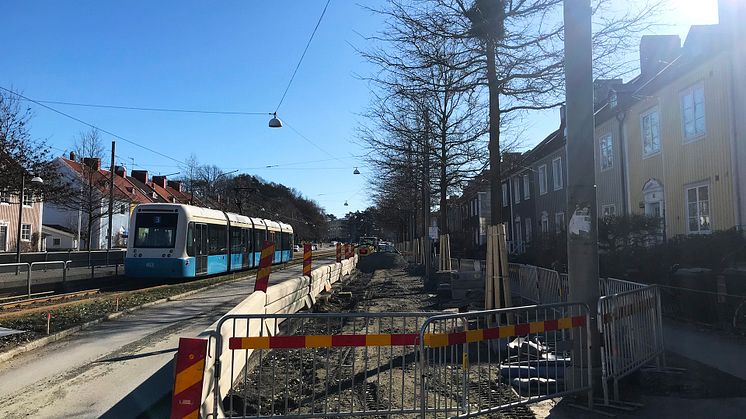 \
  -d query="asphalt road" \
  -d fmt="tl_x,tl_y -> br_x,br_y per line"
0,255 -> 336,418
